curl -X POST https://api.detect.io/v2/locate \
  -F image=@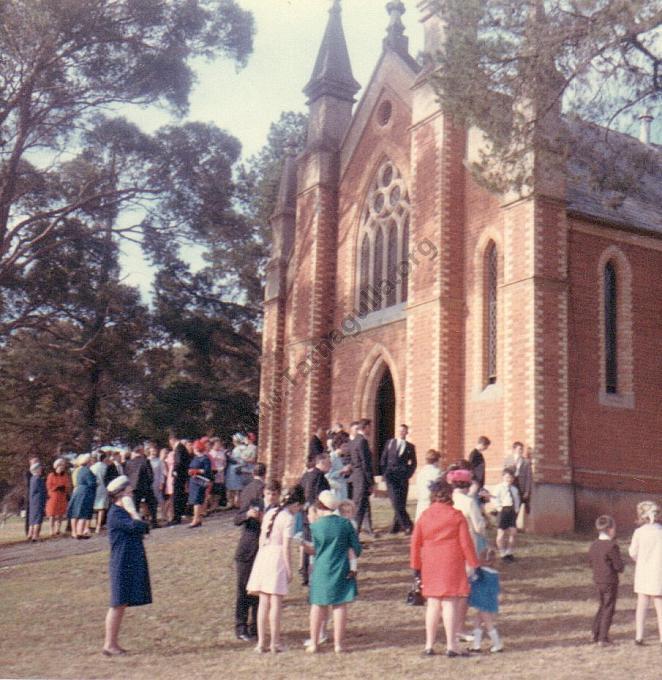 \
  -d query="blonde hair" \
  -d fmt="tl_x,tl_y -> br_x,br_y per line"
637,501 -> 660,525
337,499 -> 356,520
